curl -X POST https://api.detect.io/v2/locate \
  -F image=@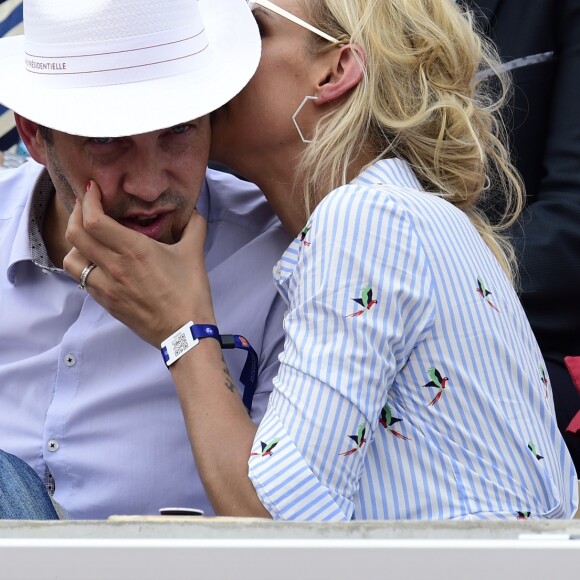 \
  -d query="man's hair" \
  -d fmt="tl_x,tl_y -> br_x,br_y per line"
37,125 -> 53,145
